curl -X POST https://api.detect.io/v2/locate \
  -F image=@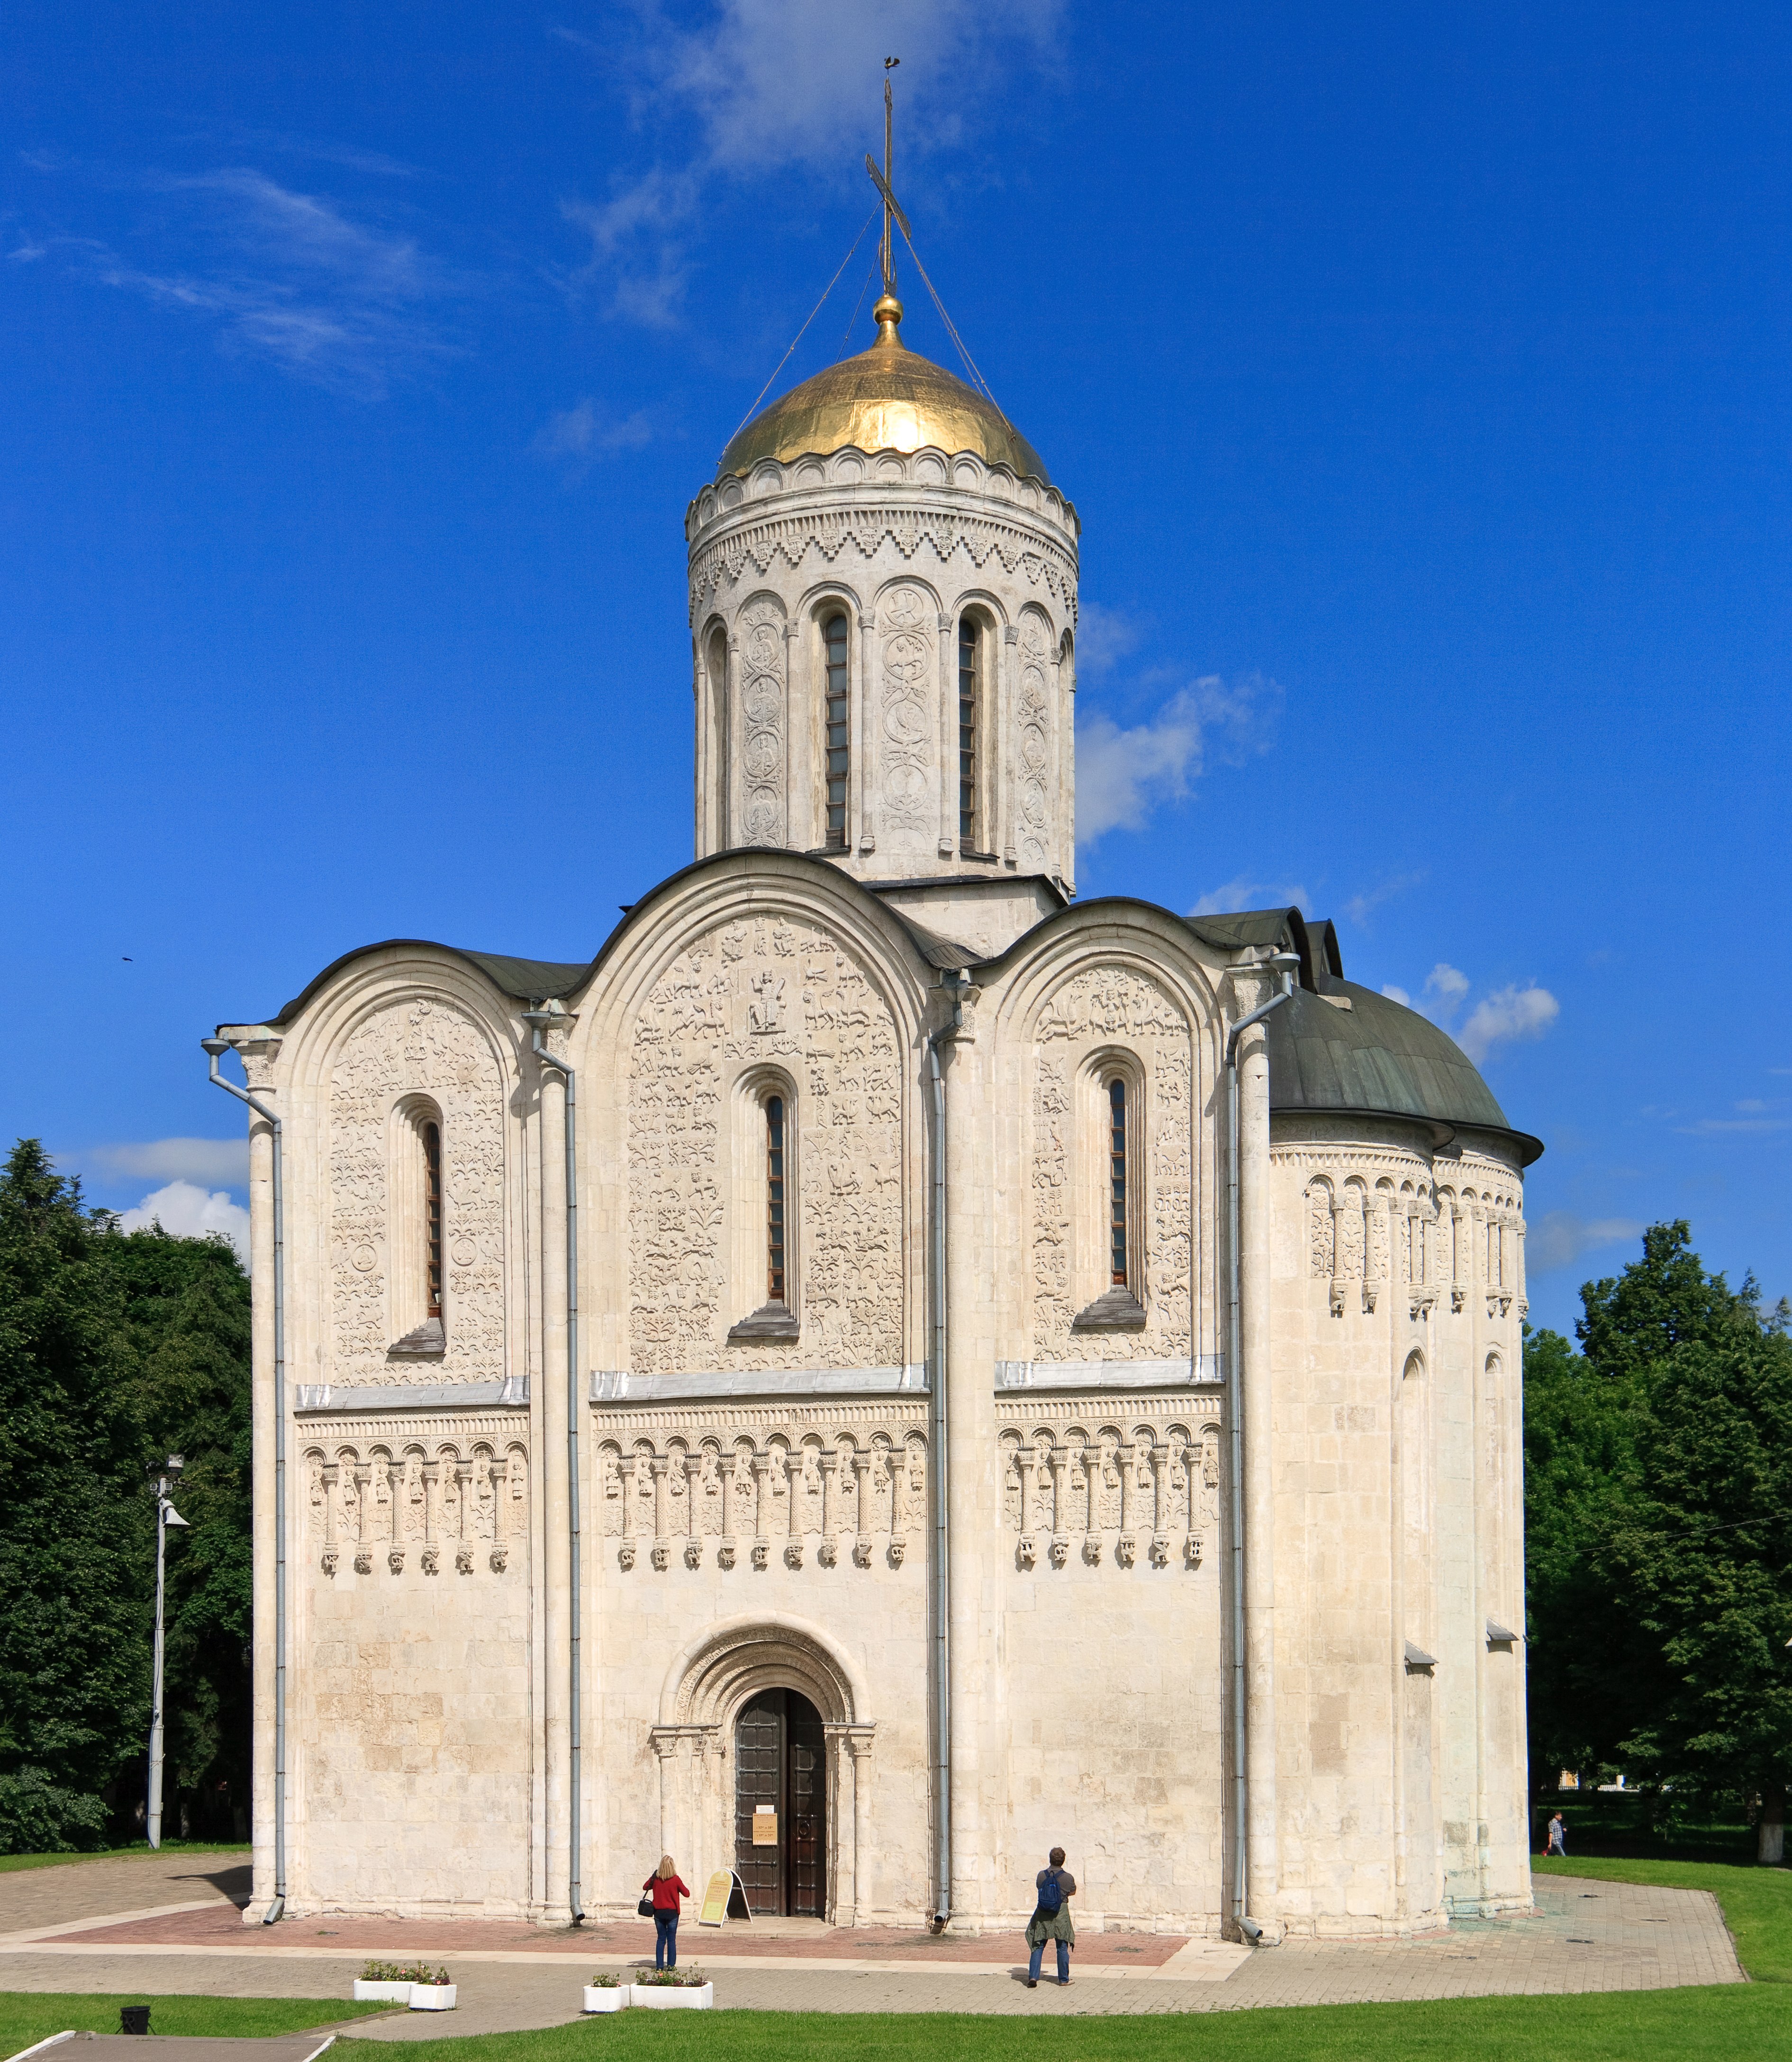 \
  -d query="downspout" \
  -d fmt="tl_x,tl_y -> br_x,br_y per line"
203,1037 -> 286,1925
1223,952 -> 1299,1944
525,1011 -> 584,1926
927,971 -> 961,1929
